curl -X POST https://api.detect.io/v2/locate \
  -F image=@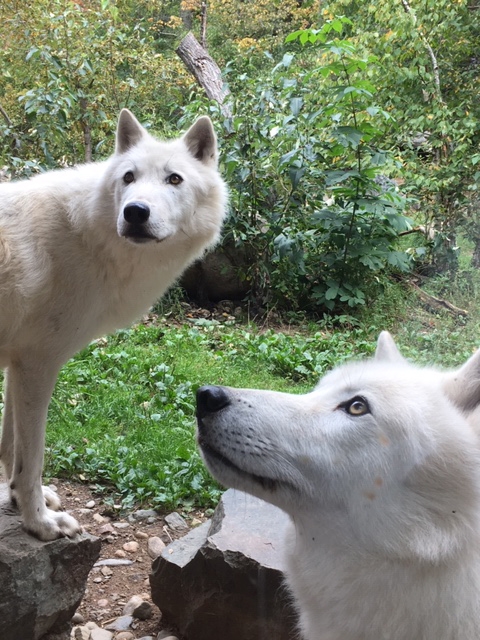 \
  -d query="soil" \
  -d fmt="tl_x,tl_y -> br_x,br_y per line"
53,478 -> 207,639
